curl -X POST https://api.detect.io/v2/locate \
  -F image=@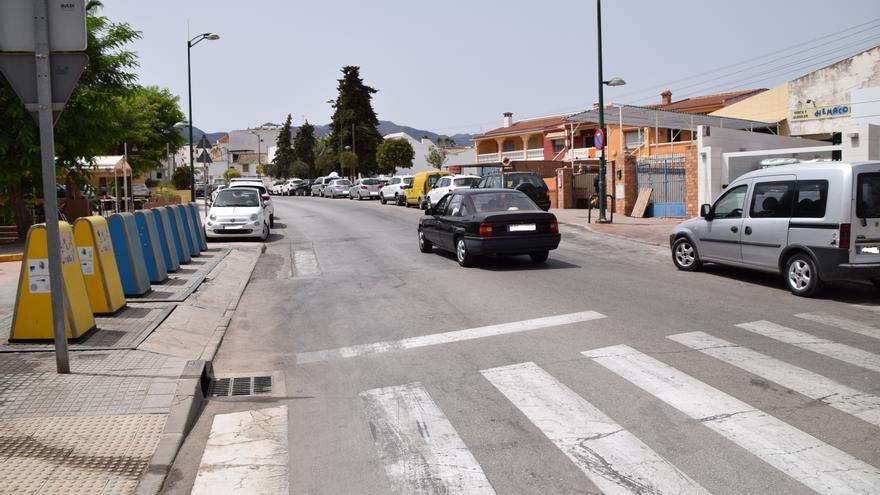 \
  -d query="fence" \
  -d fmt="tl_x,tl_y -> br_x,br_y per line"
635,154 -> 687,217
